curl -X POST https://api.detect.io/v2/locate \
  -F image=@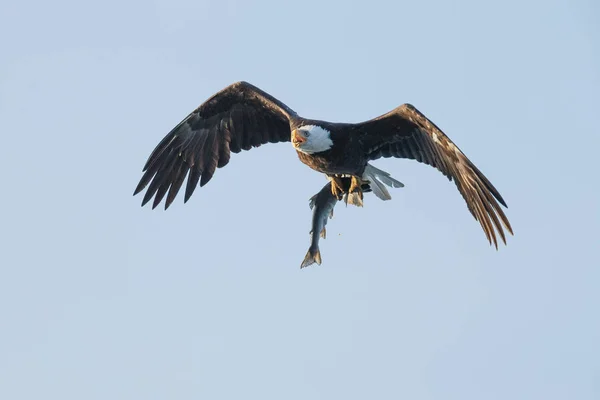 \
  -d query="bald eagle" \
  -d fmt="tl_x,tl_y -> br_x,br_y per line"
134,81 -> 513,251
